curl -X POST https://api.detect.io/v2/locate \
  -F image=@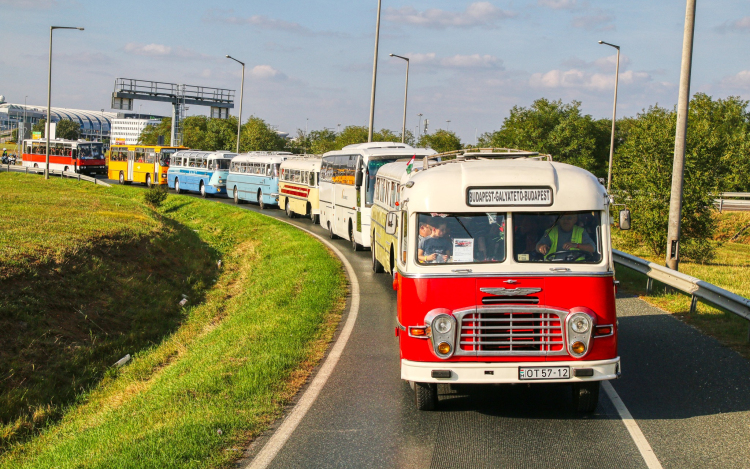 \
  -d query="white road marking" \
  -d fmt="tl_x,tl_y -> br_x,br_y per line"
602,380 -> 663,469
242,223 -> 360,469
